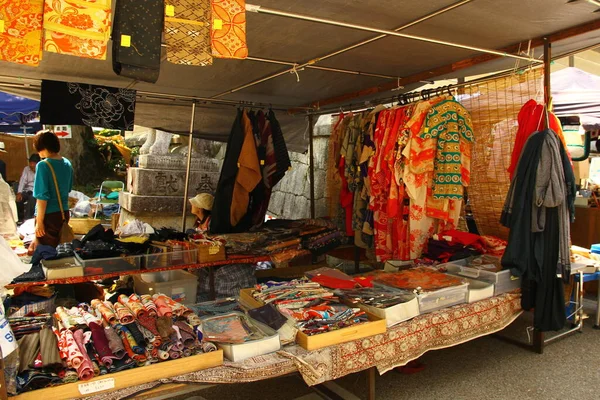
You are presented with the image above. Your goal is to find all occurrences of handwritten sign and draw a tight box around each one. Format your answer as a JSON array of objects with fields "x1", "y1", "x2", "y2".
[{"x1": 78, "y1": 378, "x2": 115, "y2": 395}]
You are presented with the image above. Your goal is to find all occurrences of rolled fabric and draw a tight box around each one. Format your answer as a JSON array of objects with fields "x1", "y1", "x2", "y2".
[
  {"x1": 123, "y1": 322, "x2": 147, "y2": 348},
  {"x1": 80, "y1": 309, "x2": 102, "y2": 326},
  {"x1": 67, "y1": 307, "x2": 87, "y2": 326},
  {"x1": 157, "y1": 349, "x2": 170, "y2": 360},
  {"x1": 104, "y1": 326, "x2": 126, "y2": 359},
  {"x1": 201, "y1": 341, "x2": 217, "y2": 353},
  {"x1": 92, "y1": 300, "x2": 118, "y2": 325},
  {"x1": 137, "y1": 322, "x2": 161, "y2": 348},
  {"x1": 118, "y1": 325, "x2": 144, "y2": 355},
  {"x1": 63, "y1": 329, "x2": 84, "y2": 369},
  {"x1": 152, "y1": 295, "x2": 173, "y2": 317},
  {"x1": 182, "y1": 348, "x2": 192, "y2": 357},
  {"x1": 156, "y1": 294, "x2": 187, "y2": 317},
  {"x1": 55, "y1": 307, "x2": 76, "y2": 330},
  {"x1": 137, "y1": 313, "x2": 160, "y2": 337},
  {"x1": 53, "y1": 326, "x2": 69, "y2": 362},
  {"x1": 73, "y1": 329, "x2": 95, "y2": 381},
  {"x1": 122, "y1": 294, "x2": 147, "y2": 318},
  {"x1": 169, "y1": 331, "x2": 184, "y2": 352},
  {"x1": 89, "y1": 322, "x2": 116, "y2": 367},
  {"x1": 40, "y1": 327, "x2": 62, "y2": 369},
  {"x1": 173, "y1": 321, "x2": 196, "y2": 347},
  {"x1": 17, "y1": 333, "x2": 40, "y2": 373},
  {"x1": 186, "y1": 313, "x2": 202, "y2": 327},
  {"x1": 114, "y1": 303, "x2": 135, "y2": 324},
  {"x1": 140, "y1": 295, "x2": 158, "y2": 317},
  {"x1": 156, "y1": 316, "x2": 175, "y2": 340},
  {"x1": 169, "y1": 350, "x2": 181, "y2": 359},
  {"x1": 62, "y1": 369, "x2": 79, "y2": 383}
]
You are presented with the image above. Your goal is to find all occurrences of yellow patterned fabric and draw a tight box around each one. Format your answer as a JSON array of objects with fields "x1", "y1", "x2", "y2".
[
  {"x1": 43, "y1": 0, "x2": 111, "y2": 60},
  {"x1": 211, "y1": 0, "x2": 248, "y2": 59},
  {"x1": 421, "y1": 99, "x2": 475, "y2": 200},
  {"x1": 0, "y1": 0, "x2": 43, "y2": 66},
  {"x1": 165, "y1": 0, "x2": 213, "y2": 66}
]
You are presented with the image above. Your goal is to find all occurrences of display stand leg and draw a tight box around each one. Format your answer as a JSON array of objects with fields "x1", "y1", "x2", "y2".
[
  {"x1": 367, "y1": 367, "x2": 376, "y2": 400},
  {"x1": 532, "y1": 329, "x2": 544, "y2": 354}
]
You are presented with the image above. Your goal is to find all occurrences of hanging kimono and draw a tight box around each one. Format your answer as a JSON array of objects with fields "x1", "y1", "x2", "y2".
[
  {"x1": 0, "y1": 0, "x2": 43, "y2": 66},
  {"x1": 327, "y1": 114, "x2": 347, "y2": 229},
  {"x1": 420, "y1": 99, "x2": 474, "y2": 200},
  {"x1": 43, "y1": 0, "x2": 112, "y2": 60},
  {"x1": 165, "y1": 0, "x2": 213, "y2": 66},
  {"x1": 112, "y1": 0, "x2": 164, "y2": 83},
  {"x1": 39, "y1": 80, "x2": 136, "y2": 130},
  {"x1": 267, "y1": 109, "x2": 291, "y2": 185},
  {"x1": 211, "y1": 0, "x2": 248, "y2": 59}
]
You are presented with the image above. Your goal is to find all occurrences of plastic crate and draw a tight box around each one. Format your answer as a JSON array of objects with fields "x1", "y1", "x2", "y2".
[
  {"x1": 74, "y1": 252, "x2": 142, "y2": 276},
  {"x1": 144, "y1": 249, "x2": 198, "y2": 269},
  {"x1": 440, "y1": 259, "x2": 520, "y2": 296},
  {"x1": 133, "y1": 270, "x2": 198, "y2": 304},
  {"x1": 416, "y1": 283, "x2": 469, "y2": 314}
]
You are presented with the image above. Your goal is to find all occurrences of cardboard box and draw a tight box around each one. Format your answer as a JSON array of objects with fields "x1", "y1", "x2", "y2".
[{"x1": 196, "y1": 242, "x2": 226, "y2": 263}]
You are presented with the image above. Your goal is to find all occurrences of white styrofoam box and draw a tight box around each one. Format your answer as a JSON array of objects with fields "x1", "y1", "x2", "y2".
[
  {"x1": 416, "y1": 283, "x2": 469, "y2": 314},
  {"x1": 441, "y1": 260, "x2": 520, "y2": 296},
  {"x1": 133, "y1": 270, "x2": 197, "y2": 304},
  {"x1": 462, "y1": 278, "x2": 495, "y2": 303},
  {"x1": 359, "y1": 295, "x2": 420, "y2": 327},
  {"x1": 216, "y1": 319, "x2": 281, "y2": 362}
]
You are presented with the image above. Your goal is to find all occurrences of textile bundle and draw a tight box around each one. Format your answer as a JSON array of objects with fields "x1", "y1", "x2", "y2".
[
  {"x1": 501, "y1": 118, "x2": 575, "y2": 332},
  {"x1": 165, "y1": 0, "x2": 213, "y2": 66},
  {"x1": 211, "y1": 0, "x2": 248, "y2": 59},
  {"x1": 327, "y1": 96, "x2": 474, "y2": 262},
  {"x1": 40, "y1": 80, "x2": 137, "y2": 130},
  {"x1": 43, "y1": 0, "x2": 112, "y2": 60},
  {"x1": 0, "y1": 0, "x2": 44, "y2": 66},
  {"x1": 112, "y1": 0, "x2": 164, "y2": 83}
]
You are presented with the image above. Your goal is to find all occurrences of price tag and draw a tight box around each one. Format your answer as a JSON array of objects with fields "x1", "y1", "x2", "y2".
[
  {"x1": 120, "y1": 34, "x2": 131, "y2": 47},
  {"x1": 165, "y1": 5, "x2": 175, "y2": 17},
  {"x1": 260, "y1": 160, "x2": 265, "y2": 166},
  {"x1": 213, "y1": 19, "x2": 223, "y2": 30},
  {"x1": 0, "y1": 20, "x2": 5, "y2": 33},
  {"x1": 78, "y1": 378, "x2": 115, "y2": 395}
]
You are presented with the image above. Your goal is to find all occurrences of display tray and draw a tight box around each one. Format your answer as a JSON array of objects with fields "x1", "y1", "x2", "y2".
[
  {"x1": 10, "y1": 350, "x2": 223, "y2": 400},
  {"x1": 74, "y1": 252, "x2": 142, "y2": 276},
  {"x1": 195, "y1": 242, "x2": 227, "y2": 263},
  {"x1": 353, "y1": 295, "x2": 420, "y2": 328},
  {"x1": 238, "y1": 288, "x2": 387, "y2": 351},
  {"x1": 143, "y1": 249, "x2": 198, "y2": 269},
  {"x1": 41, "y1": 257, "x2": 84, "y2": 279},
  {"x1": 217, "y1": 319, "x2": 281, "y2": 362},
  {"x1": 441, "y1": 260, "x2": 520, "y2": 296},
  {"x1": 460, "y1": 277, "x2": 495, "y2": 303},
  {"x1": 416, "y1": 283, "x2": 469, "y2": 314}
]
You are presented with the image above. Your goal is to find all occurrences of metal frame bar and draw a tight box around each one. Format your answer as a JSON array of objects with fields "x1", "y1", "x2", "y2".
[
  {"x1": 181, "y1": 102, "x2": 197, "y2": 232},
  {"x1": 211, "y1": 0, "x2": 476, "y2": 98},
  {"x1": 308, "y1": 114, "x2": 316, "y2": 218}
]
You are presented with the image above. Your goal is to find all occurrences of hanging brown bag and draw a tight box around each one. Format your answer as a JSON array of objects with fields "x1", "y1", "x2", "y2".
[{"x1": 45, "y1": 160, "x2": 74, "y2": 244}]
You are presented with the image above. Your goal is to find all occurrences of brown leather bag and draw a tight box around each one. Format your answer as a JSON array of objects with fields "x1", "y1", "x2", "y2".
[{"x1": 45, "y1": 160, "x2": 74, "y2": 244}]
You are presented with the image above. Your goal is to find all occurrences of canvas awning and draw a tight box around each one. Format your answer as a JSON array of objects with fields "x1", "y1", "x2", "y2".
[{"x1": 0, "y1": 0, "x2": 599, "y2": 151}]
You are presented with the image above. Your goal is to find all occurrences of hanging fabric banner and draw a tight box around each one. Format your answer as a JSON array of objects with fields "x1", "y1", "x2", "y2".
[
  {"x1": 0, "y1": 0, "x2": 44, "y2": 67},
  {"x1": 39, "y1": 80, "x2": 137, "y2": 130},
  {"x1": 43, "y1": 0, "x2": 112, "y2": 60},
  {"x1": 165, "y1": 0, "x2": 213, "y2": 66},
  {"x1": 211, "y1": 0, "x2": 248, "y2": 59},
  {"x1": 112, "y1": 0, "x2": 163, "y2": 83}
]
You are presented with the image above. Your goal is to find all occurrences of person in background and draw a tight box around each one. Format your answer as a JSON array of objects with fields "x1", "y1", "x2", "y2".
[
  {"x1": 189, "y1": 193, "x2": 214, "y2": 232},
  {"x1": 32, "y1": 130, "x2": 73, "y2": 248},
  {"x1": 17, "y1": 153, "x2": 41, "y2": 221}
]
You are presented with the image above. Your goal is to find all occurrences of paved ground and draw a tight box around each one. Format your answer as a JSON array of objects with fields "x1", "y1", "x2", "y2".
[{"x1": 156, "y1": 299, "x2": 600, "y2": 400}]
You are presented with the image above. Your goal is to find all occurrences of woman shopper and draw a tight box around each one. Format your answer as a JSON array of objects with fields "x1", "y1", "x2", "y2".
[{"x1": 32, "y1": 130, "x2": 73, "y2": 247}]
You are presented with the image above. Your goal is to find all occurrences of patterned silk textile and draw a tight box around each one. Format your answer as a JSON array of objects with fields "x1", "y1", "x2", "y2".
[
  {"x1": 211, "y1": 0, "x2": 248, "y2": 59},
  {"x1": 165, "y1": 0, "x2": 213, "y2": 66},
  {"x1": 43, "y1": 0, "x2": 112, "y2": 60},
  {"x1": 0, "y1": 0, "x2": 43, "y2": 66},
  {"x1": 421, "y1": 99, "x2": 474, "y2": 200}
]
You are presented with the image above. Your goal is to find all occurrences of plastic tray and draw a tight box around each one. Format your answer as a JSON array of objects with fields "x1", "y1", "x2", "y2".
[
  {"x1": 133, "y1": 270, "x2": 198, "y2": 304},
  {"x1": 440, "y1": 259, "x2": 520, "y2": 296},
  {"x1": 74, "y1": 253, "x2": 142, "y2": 276},
  {"x1": 416, "y1": 283, "x2": 469, "y2": 314},
  {"x1": 143, "y1": 249, "x2": 198, "y2": 269}
]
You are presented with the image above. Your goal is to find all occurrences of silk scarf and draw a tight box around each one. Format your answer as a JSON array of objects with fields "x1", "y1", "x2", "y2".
[
  {"x1": 165, "y1": 0, "x2": 213, "y2": 65},
  {"x1": 0, "y1": 0, "x2": 43, "y2": 66}
]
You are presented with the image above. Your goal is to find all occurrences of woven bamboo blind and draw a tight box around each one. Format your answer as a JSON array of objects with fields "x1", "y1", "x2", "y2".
[{"x1": 461, "y1": 68, "x2": 543, "y2": 239}]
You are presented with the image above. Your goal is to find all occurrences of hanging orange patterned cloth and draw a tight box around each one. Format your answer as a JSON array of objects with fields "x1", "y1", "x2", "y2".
[
  {"x1": 43, "y1": 0, "x2": 112, "y2": 60},
  {"x1": 211, "y1": 0, "x2": 248, "y2": 59},
  {"x1": 165, "y1": 0, "x2": 213, "y2": 66},
  {"x1": 0, "y1": 0, "x2": 43, "y2": 66}
]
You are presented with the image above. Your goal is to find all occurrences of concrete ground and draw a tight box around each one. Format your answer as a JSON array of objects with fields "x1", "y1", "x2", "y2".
[{"x1": 153, "y1": 299, "x2": 600, "y2": 400}]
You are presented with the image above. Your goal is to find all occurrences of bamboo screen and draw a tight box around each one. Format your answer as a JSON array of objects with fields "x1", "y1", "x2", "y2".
[{"x1": 460, "y1": 68, "x2": 543, "y2": 239}]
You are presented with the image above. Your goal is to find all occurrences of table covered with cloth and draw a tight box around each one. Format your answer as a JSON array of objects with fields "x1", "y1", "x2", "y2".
[{"x1": 83, "y1": 293, "x2": 522, "y2": 400}]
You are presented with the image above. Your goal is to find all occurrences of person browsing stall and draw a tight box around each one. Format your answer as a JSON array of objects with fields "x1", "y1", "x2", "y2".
[
  {"x1": 32, "y1": 130, "x2": 73, "y2": 247},
  {"x1": 189, "y1": 193, "x2": 214, "y2": 233},
  {"x1": 17, "y1": 153, "x2": 41, "y2": 220}
]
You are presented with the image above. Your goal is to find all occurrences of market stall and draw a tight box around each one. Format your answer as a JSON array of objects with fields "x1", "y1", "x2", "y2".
[{"x1": 1, "y1": 0, "x2": 600, "y2": 399}]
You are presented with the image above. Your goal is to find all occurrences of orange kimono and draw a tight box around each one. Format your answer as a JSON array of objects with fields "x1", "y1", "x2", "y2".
[{"x1": 0, "y1": 0, "x2": 43, "y2": 66}]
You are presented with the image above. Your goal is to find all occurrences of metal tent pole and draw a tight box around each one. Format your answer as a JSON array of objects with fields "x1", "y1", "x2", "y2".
[
  {"x1": 23, "y1": 125, "x2": 30, "y2": 159},
  {"x1": 181, "y1": 102, "x2": 197, "y2": 232},
  {"x1": 244, "y1": 4, "x2": 539, "y2": 61},
  {"x1": 212, "y1": 0, "x2": 475, "y2": 98},
  {"x1": 308, "y1": 115, "x2": 316, "y2": 219}
]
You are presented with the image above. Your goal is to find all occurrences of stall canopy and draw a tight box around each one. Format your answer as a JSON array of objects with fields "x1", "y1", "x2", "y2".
[
  {"x1": 0, "y1": 91, "x2": 41, "y2": 134},
  {"x1": 1, "y1": 0, "x2": 600, "y2": 151},
  {"x1": 552, "y1": 66, "x2": 600, "y2": 128}
]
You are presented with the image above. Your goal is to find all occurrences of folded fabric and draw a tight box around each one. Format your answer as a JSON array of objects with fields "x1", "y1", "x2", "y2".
[
  {"x1": 11, "y1": 263, "x2": 45, "y2": 283},
  {"x1": 16, "y1": 370, "x2": 62, "y2": 393},
  {"x1": 103, "y1": 326, "x2": 126, "y2": 359},
  {"x1": 140, "y1": 294, "x2": 158, "y2": 317},
  {"x1": 173, "y1": 321, "x2": 196, "y2": 346},
  {"x1": 73, "y1": 329, "x2": 95, "y2": 381},
  {"x1": 119, "y1": 294, "x2": 146, "y2": 318},
  {"x1": 89, "y1": 322, "x2": 116, "y2": 367},
  {"x1": 137, "y1": 313, "x2": 160, "y2": 338},
  {"x1": 123, "y1": 322, "x2": 147, "y2": 348},
  {"x1": 40, "y1": 327, "x2": 62, "y2": 370},
  {"x1": 17, "y1": 333, "x2": 40, "y2": 373},
  {"x1": 112, "y1": 0, "x2": 164, "y2": 83},
  {"x1": 165, "y1": 0, "x2": 213, "y2": 66},
  {"x1": 43, "y1": 0, "x2": 112, "y2": 60},
  {"x1": 114, "y1": 303, "x2": 135, "y2": 324},
  {"x1": 211, "y1": 0, "x2": 248, "y2": 59},
  {"x1": 0, "y1": 0, "x2": 44, "y2": 66},
  {"x1": 40, "y1": 80, "x2": 137, "y2": 130},
  {"x1": 152, "y1": 295, "x2": 173, "y2": 317},
  {"x1": 248, "y1": 303, "x2": 287, "y2": 330}
]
